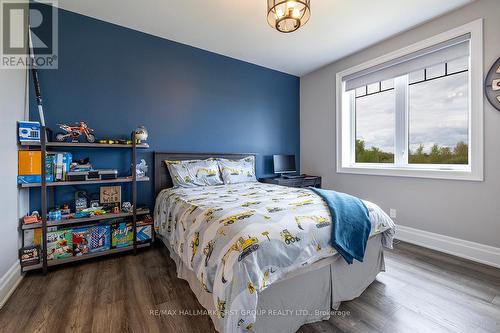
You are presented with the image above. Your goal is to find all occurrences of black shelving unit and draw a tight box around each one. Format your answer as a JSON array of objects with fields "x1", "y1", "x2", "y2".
[
  {"x1": 20, "y1": 208, "x2": 151, "y2": 230},
  {"x1": 18, "y1": 128, "x2": 151, "y2": 274}
]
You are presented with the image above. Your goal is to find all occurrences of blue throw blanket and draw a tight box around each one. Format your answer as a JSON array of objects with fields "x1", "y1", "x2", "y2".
[{"x1": 310, "y1": 188, "x2": 371, "y2": 264}]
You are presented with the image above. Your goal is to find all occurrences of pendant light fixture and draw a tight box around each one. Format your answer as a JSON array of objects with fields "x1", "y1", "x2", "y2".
[{"x1": 267, "y1": 0, "x2": 311, "y2": 33}]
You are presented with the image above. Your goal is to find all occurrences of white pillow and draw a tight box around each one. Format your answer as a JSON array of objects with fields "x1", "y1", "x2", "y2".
[
  {"x1": 218, "y1": 156, "x2": 257, "y2": 184},
  {"x1": 165, "y1": 159, "x2": 223, "y2": 187}
]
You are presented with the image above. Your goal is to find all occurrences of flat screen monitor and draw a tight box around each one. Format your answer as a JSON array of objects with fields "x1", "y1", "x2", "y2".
[{"x1": 273, "y1": 155, "x2": 296, "y2": 174}]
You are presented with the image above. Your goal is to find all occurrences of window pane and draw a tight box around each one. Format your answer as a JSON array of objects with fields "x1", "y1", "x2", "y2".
[
  {"x1": 409, "y1": 70, "x2": 424, "y2": 84},
  {"x1": 381, "y1": 79, "x2": 394, "y2": 91},
  {"x1": 355, "y1": 90, "x2": 395, "y2": 163},
  {"x1": 426, "y1": 63, "x2": 446, "y2": 79},
  {"x1": 355, "y1": 86, "x2": 366, "y2": 97},
  {"x1": 367, "y1": 82, "x2": 380, "y2": 94},
  {"x1": 408, "y1": 71, "x2": 469, "y2": 164},
  {"x1": 447, "y1": 56, "x2": 468, "y2": 74}
]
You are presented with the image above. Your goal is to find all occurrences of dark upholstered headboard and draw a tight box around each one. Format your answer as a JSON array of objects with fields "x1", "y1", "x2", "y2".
[{"x1": 154, "y1": 152, "x2": 256, "y2": 195}]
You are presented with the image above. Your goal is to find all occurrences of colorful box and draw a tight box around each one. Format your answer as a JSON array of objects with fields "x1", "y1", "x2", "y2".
[
  {"x1": 136, "y1": 224, "x2": 152, "y2": 243},
  {"x1": 53, "y1": 152, "x2": 72, "y2": 181},
  {"x1": 18, "y1": 121, "x2": 40, "y2": 143},
  {"x1": 23, "y1": 228, "x2": 42, "y2": 247},
  {"x1": 111, "y1": 222, "x2": 133, "y2": 248},
  {"x1": 47, "y1": 229, "x2": 73, "y2": 260},
  {"x1": 73, "y1": 226, "x2": 110, "y2": 256},
  {"x1": 73, "y1": 228, "x2": 91, "y2": 256},
  {"x1": 18, "y1": 151, "x2": 41, "y2": 175},
  {"x1": 17, "y1": 151, "x2": 54, "y2": 184},
  {"x1": 19, "y1": 246, "x2": 40, "y2": 266}
]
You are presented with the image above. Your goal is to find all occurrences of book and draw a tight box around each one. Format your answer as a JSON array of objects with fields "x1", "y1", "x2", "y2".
[
  {"x1": 62, "y1": 152, "x2": 72, "y2": 179},
  {"x1": 55, "y1": 153, "x2": 63, "y2": 181},
  {"x1": 46, "y1": 154, "x2": 55, "y2": 181}
]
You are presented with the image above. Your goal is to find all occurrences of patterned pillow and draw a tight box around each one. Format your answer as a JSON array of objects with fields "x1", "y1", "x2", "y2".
[
  {"x1": 165, "y1": 159, "x2": 223, "y2": 187},
  {"x1": 218, "y1": 156, "x2": 257, "y2": 184}
]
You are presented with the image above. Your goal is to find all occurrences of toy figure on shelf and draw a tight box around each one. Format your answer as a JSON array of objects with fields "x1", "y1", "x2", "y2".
[
  {"x1": 122, "y1": 202, "x2": 133, "y2": 213},
  {"x1": 61, "y1": 203, "x2": 71, "y2": 215},
  {"x1": 75, "y1": 191, "x2": 88, "y2": 213},
  {"x1": 23, "y1": 211, "x2": 41, "y2": 225},
  {"x1": 55, "y1": 121, "x2": 96, "y2": 143},
  {"x1": 136, "y1": 159, "x2": 148, "y2": 178},
  {"x1": 134, "y1": 125, "x2": 148, "y2": 143}
]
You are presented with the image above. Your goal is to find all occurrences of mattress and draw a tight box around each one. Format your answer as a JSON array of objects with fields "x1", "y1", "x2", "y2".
[{"x1": 154, "y1": 182, "x2": 395, "y2": 332}]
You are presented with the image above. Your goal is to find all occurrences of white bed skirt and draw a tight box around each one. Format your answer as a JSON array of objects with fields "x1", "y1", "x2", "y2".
[{"x1": 160, "y1": 234, "x2": 385, "y2": 333}]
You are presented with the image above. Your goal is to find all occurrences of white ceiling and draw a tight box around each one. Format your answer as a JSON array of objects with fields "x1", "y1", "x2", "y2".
[{"x1": 56, "y1": 0, "x2": 473, "y2": 76}]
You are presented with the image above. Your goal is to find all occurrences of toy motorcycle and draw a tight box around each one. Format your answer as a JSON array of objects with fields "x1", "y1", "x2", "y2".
[{"x1": 55, "y1": 121, "x2": 96, "y2": 143}]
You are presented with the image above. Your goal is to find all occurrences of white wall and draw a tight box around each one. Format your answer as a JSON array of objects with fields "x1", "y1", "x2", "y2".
[
  {"x1": 300, "y1": 0, "x2": 500, "y2": 248},
  {"x1": 0, "y1": 66, "x2": 28, "y2": 305}
]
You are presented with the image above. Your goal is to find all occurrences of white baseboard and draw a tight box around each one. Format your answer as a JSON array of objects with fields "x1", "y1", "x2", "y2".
[
  {"x1": 396, "y1": 225, "x2": 500, "y2": 269},
  {"x1": 0, "y1": 261, "x2": 23, "y2": 309}
]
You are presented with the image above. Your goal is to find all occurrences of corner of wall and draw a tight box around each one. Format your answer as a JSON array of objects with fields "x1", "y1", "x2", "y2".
[
  {"x1": 0, "y1": 262, "x2": 23, "y2": 309},
  {"x1": 0, "y1": 65, "x2": 28, "y2": 308}
]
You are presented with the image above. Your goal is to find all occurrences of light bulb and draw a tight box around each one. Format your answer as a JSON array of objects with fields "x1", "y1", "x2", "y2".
[
  {"x1": 292, "y1": 8, "x2": 300, "y2": 18},
  {"x1": 276, "y1": 8, "x2": 284, "y2": 18},
  {"x1": 287, "y1": 1, "x2": 297, "y2": 8}
]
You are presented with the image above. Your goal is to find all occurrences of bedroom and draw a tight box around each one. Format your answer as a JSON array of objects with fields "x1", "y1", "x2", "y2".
[{"x1": 0, "y1": 0, "x2": 499, "y2": 332}]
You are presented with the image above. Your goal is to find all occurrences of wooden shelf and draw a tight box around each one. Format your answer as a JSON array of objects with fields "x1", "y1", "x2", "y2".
[
  {"x1": 21, "y1": 208, "x2": 150, "y2": 230},
  {"x1": 19, "y1": 141, "x2": 149, "y2": 149},
  {"x1": 21, "y1": 243, "x2": 151, "y2": 272},
  {"x1": 18, "y1": 176, "x2": 149, "y2": 188}
]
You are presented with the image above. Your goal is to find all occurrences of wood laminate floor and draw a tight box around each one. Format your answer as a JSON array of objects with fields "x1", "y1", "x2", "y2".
[{"x1": 1, "y1": 240, "x2": 499, "y2": 333}]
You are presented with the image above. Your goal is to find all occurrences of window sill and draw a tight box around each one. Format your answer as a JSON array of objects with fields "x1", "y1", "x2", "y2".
[{"x1": 337, "y1": 165, "x2": 483, "y2": 181}]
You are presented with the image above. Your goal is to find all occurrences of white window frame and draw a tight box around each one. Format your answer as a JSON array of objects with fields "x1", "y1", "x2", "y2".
[{"x1": 336, "y1": 19, "x2": 483, "y2": 181}]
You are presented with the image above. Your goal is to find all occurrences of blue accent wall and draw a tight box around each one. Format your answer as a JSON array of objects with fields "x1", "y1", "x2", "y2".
[{"x1": 29, "y1": 6, "x2": 300, "y2": 211}]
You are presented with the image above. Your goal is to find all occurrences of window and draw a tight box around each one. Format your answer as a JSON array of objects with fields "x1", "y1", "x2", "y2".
[{"x1": 336, "y1": 20, "x2": 483, "y2": 181}]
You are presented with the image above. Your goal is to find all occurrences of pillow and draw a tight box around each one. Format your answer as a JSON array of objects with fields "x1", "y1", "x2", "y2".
[
  {"x1": 218, "y1": 156, "x2": 257, "y2": 184},
  {"x1": 165, "y1": 159, "x2": 223, "y2": 187}
]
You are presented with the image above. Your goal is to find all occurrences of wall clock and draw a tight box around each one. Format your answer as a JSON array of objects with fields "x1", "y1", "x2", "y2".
[{"x1": 485, "y1": 57, "x2": 500, "y2": 111}]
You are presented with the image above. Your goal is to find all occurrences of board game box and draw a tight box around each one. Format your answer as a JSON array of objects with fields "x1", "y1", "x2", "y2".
[
  {"x1": 19, "y1": 246, "x2": 40, "y2": 266},
  {"x1": 23, "y1": 228, "x2": 42, "y2": 247},
  {"x1": 73, "y1": 225, "x2": 111, "y2": 256},
  {"x1": 47, "y1": 229, "x2": 73, "y2": 260},
  {"x1": 136, "y1": 224, "x2": 152, "y2": 243},
  {"x1": 111, "y1": 222, "x2": 133, "y2": 248}
]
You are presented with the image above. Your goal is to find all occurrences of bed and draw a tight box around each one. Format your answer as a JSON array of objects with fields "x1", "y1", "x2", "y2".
[{"x1": 153, "y1": 152, "x2": 395, "y2": 333}]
